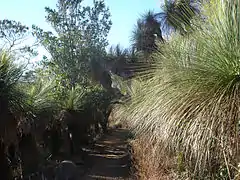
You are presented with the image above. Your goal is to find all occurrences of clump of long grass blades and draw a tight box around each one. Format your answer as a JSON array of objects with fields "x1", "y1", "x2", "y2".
[
  {"x1": 27, "y1": 79, "x2": 58, "y2": 115},
  {"x1": 62, "y1": 85, "x2": 84, "y2": 111},
  {"x1": 121, "y1": 0, "x2": 240, "y2": 178},
  {"x1": 0, "y1": 51, "x2": 25, "y2": 113}
]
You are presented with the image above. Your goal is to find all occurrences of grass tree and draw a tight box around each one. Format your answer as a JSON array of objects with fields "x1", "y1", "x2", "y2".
[
  {"x1": 120, "y1": 0, "x2": 240, "y2": 178},
  {"x1": 131, "y1": 11, "x2": 164, "y2": 56},
  {"x1": 0, "y1": 51, "x2": 26, "y2": 143},
  {"x1": 22, "y1": 78, "x2": 59, "y2": 150},
  {"x1": 0, "y1": 51, "x2": 25, "y2": 179}
]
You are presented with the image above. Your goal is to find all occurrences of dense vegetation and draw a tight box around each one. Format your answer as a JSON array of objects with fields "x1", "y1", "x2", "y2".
[
  {"x1": 1, "y1": 0, "x2": 240, "y2": 179},
  {"x1": 0, "y1": 0, "x2": 122, "y2": 179},
  {"x1": 115, "y1": 0, "x2": 240, "y2": 179}
]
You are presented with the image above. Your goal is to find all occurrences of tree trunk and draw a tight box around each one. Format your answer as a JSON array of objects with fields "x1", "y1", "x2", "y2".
[
  {"x1": 49, "y1": 126, "x2": 62, "y2": 157},
  {"x1": 0, "y1": 140, "x2": 13, "y2": 180},
  {"x1": 0, "y1": 98, "x2": 16, "y2": 179},
  {"x1": 18, "y1": 133, "x2": 40, "y2": 178}
]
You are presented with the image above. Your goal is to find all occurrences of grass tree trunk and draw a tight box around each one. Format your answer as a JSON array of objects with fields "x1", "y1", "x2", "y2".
[
  {"x1": 49, "y1": 124, "x2": 62, "y2": 158},
  {"x1": 0, "y1": 139, "x2": 12, "y2": 180},
  {"x1": 0, "y1": 99, "x2": 16, "y2": 179},
  {"x1": 18, "y1": 133, "x2": 40, "y2": 178}
]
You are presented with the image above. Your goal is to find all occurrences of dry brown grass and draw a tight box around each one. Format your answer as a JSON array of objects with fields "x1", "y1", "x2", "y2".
[
  {"x1": 130, "y1": 135, "x2": 178, "y2": 180},
  {"x1": 108, "y1": 104, "x2": 180, "y2": 180}
]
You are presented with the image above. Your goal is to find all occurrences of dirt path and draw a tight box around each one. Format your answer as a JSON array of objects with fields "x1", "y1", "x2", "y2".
[{"x1": 81, "y1": 128, "x2": 132, "y2": 180}]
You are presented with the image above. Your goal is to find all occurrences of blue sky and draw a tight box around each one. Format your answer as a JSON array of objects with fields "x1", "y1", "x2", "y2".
[
  {"x1": 105, "y1": 0, "x2": 162, "y2": 47},
  {"x1": 0, "y1": 0, "x2": 162, "y2": 61}
]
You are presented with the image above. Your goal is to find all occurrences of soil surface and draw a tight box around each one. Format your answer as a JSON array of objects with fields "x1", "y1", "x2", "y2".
[{"x1": 81, "y1": 128, "x2": 132, "y2": 180}]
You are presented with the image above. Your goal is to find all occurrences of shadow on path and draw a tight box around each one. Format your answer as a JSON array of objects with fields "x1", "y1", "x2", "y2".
[{"x1": 82, "y1": 128, "x2": 132, "y2": 180}]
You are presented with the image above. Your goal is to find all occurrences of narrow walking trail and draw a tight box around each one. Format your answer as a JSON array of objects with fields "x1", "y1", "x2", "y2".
[{"x1": 82, "y1": 128, "x2": 132, "y2": 180}]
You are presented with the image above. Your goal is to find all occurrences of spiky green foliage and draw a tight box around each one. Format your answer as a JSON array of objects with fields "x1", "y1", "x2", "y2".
[
  {"x1": 0, "y1": 51, "x2": 25, "y2": 114},
  {"x1": 26, "y1": 78, "x2": 58, "y2": 116},
  {"x1": 157, "y1": 0, "x2": 200, "y2": 35},
  {"x1": 62, "y1": 85, "x2": 84, "y2": 111},
  {"x1": 120, "y1": 0, "x2": 240, "y2": 178}
]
